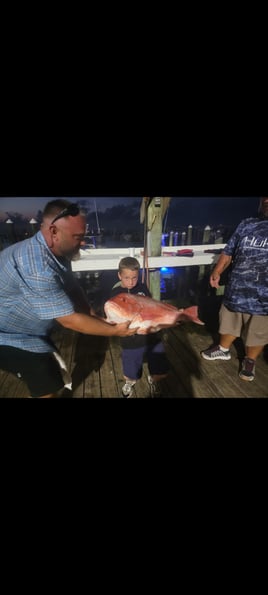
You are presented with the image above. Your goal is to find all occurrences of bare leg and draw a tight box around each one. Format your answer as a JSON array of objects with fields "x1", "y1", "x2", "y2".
[
  {"x1": 246, "y1": 345, "x2": 264, "y2": 360},
  {"x1": 218, "y1": 334, "x2": 237, "y2": 350},
  {"x1": 220, "y1": 337, "x2": 264, "y2": 360},
  {"x1": 239, "y1": 345, "x2": 263, "y2": 381}
]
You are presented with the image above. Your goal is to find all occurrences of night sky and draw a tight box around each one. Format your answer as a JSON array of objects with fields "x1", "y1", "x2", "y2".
[{"x1": 0, "y1": 196, "x2": 261, "y2": 227}]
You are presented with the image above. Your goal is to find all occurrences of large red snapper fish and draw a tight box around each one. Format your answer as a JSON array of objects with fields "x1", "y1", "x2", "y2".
[{"x1": 104, "y1": 293, "x2": 204, "y2": 334}]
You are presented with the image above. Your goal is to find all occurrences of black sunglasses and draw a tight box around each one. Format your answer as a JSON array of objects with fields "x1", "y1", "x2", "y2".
[{"x1": 51, "y1": 203, "x2": 80, "y2": 225}]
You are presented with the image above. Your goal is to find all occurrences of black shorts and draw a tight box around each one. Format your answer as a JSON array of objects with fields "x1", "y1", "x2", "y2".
[{"x1": 0, "y1": 346, "x2": 64, "y2": 397}]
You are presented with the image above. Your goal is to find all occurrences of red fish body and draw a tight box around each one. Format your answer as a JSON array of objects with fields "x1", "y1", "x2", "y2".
[{"x1": 104, "y1": 293, "x2": 204, "y2": 334}]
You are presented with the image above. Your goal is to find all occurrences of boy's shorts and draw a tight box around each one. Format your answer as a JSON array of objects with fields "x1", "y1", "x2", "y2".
[
  {"x1": 219, "y1": 304, "x2": 268, "y2": 346},
  {"x1": 0, "y1": 346, "x2": 64, "y2": 397},
  {"x1": 122, "y1": 339, "x2": 169, "y2": 380}
]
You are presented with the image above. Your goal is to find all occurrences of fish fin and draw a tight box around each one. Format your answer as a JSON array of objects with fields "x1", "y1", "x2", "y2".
[
  {"x1": 180, "y1": 313, "x2": 205, "y2": 325},
  {"x1": 193, "y1": 318, "x2": 205, "y2": 325},
  {"x1": 181, "y1": 305, "x2": 205, "y2": 325},
  {"x1": 129, "y1": 313, "x2": 143, "y2": 329}
]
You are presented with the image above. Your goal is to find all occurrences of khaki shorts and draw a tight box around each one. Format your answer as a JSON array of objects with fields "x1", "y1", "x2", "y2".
[{"x1": 219, "y1": 304, "x2": 268, "y2": 346}]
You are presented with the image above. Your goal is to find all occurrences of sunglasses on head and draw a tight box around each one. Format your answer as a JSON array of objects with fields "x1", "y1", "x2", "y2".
[{"x1": 51, "y1": 203, "x2": 80, "y2": 225}]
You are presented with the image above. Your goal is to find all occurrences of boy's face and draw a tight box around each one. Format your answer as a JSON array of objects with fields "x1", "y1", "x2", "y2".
[{"x1": 118, "y1": 268, "x2": 139, "y2": 290}]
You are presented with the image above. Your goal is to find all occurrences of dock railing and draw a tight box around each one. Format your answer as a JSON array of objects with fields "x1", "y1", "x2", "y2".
[{"x1": 71, "y1": 244, "x2": 226, "y2": 272}]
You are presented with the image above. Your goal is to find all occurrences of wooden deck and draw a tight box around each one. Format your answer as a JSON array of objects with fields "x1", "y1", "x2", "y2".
[{"x1": 0, "y1": 323, "x2": 267, "y2": 398}]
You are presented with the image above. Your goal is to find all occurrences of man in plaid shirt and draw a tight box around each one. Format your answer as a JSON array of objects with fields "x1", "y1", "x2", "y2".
[{"x1": 0, "y1": 199, "x2": 137, "y2": 397}]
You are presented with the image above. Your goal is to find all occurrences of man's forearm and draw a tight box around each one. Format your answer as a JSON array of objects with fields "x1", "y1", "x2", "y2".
[
  {"x1": 56, "y1": 312, "x2": 119, "y2": 335},
  {"x1": 212, "y1": 254, "x2": 232, "y2": 277},
  {"x1": 210, "y1": 253, "x2": 232, "y2": 288}
]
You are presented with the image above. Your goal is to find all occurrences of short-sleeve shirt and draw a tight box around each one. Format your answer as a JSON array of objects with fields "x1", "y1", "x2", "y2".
[
  {"x1": 0, "y1": 231, "x2": 77, "y2": 352},
  {"x1": 222, "y1": 217, "x2": 268, "y2": 315}
]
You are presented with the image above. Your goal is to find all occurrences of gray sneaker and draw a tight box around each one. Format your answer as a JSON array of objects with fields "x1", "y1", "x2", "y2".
[
  {"x1": 148, "y1": 375, "x2": 162, "y2": 397},
  {"x1": 239, "y1": 357, "x2": 255, "y2": 381},
  {"x1": 122, "y1": 381, "x2": 136, "y2": 397},
  {"x1": 201, "y1": 345, "x2": 231, "y2": 361}
]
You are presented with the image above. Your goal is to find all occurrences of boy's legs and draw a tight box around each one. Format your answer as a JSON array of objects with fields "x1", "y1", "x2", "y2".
[
  {"x1": 147, "y1": 338, "x2": 169, "y2": 396},
  {"x1": 121, "y1": 346, "x2": 146, "y2": 397}
]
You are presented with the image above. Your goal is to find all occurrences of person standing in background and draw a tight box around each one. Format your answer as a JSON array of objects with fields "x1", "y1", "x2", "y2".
[{"x1": 201, "y1": 197, "x2": 268, "y2": 382}]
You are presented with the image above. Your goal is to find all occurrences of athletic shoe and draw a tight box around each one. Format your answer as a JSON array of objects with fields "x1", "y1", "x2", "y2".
[
  {"x1": 201, "y1": 345, "x2": 231, "y2": 361},
  {"x1": 148, "y1": 375, "x2": 162, "y2": 397},
  {"x1": 239, "y1": 357, "x2": 255, "y2": 381},
  {"x1": 122, "y1": 381, "x2": 136, "y2": 397}
]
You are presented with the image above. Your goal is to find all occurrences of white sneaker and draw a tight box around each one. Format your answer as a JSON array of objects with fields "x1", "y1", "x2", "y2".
[
  {"x1": 122, "y1": 381, "x2": 136, "y2": 398},
  {"x1": 148, "y1": 375, "x2": 162, "y2": 397},
  {"x1": 201, "y1": 345, "x2": 231, "y2": 360}
]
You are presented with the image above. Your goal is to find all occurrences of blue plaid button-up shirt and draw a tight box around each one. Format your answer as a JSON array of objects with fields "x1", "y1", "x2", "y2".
[{"x1": 0, "y1": 231, "x2": 76, "y2": 352}]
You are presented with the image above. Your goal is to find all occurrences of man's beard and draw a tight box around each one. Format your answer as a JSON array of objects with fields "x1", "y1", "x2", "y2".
[{"x1": 71, "y1": 250, "x2": 82, "y2": 261}]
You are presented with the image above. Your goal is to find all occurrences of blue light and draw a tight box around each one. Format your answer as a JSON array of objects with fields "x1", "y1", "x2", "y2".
[{"x1": 161, "y1": 267, "x2": 169, "y2": 272}]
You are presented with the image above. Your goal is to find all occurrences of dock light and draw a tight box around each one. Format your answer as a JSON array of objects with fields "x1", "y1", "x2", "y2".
[{"x1": 161, "y1": 267, "x2": 175, "y2": 276}]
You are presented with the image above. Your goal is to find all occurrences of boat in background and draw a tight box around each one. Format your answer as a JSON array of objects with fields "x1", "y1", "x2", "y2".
[
  {"x1": 84, "y1": 199, "x2": 103, "y2": 248},
  {"x1": 80, "y1": 224, "x2": 96, "y2": 249}
]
